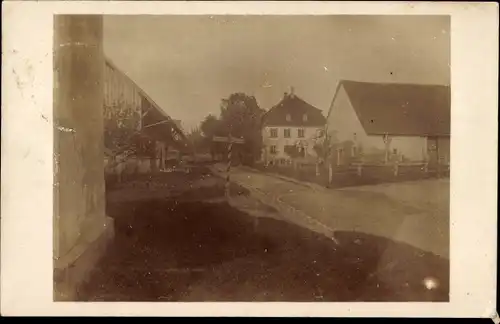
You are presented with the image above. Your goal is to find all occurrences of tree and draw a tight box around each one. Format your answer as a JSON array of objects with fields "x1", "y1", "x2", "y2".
[
  {"x1": 186, "y1": 127, "x2": 203, "y2": 153},
  {"x1": 196, "y1": 93, "x2": 265, "y2": 164},
  {"x1": 218, "y1": 93, "x2": 266, "y2": 165},
  {"x1": 199, "y1": 114, "x2": 225, "y2": 160},
  {"x1": 200, "y1": 114, "x2": 221, "y2": 139},
  {"x1": 283, "y1": 143, "x2": 306, "y2": 173},
  {"x1": 312, "y1": 129, "x2": 338, "y2": 184},
  {"x1": 103, "y1": 100, "x2": 144, "y2": 168}
]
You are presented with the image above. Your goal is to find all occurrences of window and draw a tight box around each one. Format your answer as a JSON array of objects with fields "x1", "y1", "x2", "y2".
[
  {"x1": 284, "y1": 128, "x2": 291, "y2": 138},
  {"x1": 298, "y1": 128, "x2": 305, "y2": 138},
  {"x1": 270, "y1": 145, "x2": 277, "y2": 154},
  {"x1": 286, "y1": 114, "x2": 292, "y2": 122},
  {"x1": 393, "y1": 148, "x2": 398, "y2": 154},
  {"x1": 302, "y1": 114, "x2": 308, "y2": 122},
  {"x1": 270, "y1": 128, "x2": 278, "y2": 138}
]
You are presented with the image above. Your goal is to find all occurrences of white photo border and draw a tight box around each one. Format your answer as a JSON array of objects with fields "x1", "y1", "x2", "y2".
[{"x1": 1, "y1": 1, "x2": 498, "y2": 318}]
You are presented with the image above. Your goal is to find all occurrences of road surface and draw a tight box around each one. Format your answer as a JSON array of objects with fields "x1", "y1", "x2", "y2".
[{"x1": 213, "y1": 163, "x2": 450, "y2": 259}]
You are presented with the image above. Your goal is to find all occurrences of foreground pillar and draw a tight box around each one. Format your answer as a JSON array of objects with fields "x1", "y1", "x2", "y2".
[{"x1": 53, "y1": 15, "x2": 114, "y2": 301}]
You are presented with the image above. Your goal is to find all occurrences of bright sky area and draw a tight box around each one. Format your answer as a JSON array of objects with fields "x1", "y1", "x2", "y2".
[{"x1": 103, "y1": 15, "x2": 450, "y2": 133}]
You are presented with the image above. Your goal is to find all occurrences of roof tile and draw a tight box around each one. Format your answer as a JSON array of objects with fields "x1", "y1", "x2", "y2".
[
  {"x1": 338, "y1": 80, "x2": 451, "y2": 136},
  {"x1": 263, "y1": 94, "x2": 326, "y2": 127}
]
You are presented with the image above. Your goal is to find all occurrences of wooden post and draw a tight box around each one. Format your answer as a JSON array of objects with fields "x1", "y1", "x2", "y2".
[
  {"x1": 383, "y1": 133, "x2": 391, "y2": 165},
  {"x1": 328, "y1": 161, "x2": 333, "y2": 185},
  {"x1": 357, "y1": 163, "x2": 362, "y2": 177},
  {"x1": 394, "y1": 160, "x2": 399, "y2": 176},
  {"x1": 423, "y1": 149, "x2": 429, "y2": 174},
  {"x1": 225, "y1": 137, "x2": 232, "y2": 199},
  {"x1": 212, "y1": 134, "x2": 244, "y2": 198}
]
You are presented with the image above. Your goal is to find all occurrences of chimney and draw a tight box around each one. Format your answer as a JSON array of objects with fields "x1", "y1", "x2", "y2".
[{"x1": 290, "y1": 86, "x2": 295, "y2": 98}]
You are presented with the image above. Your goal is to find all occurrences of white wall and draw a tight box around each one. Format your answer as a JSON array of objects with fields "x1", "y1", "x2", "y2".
[
  {"x1": 262, "y1": 125, "x2": 324, "y2": 162},
  {"x1": 327, "y1": 85, "x2": 428, "y2": 162},
  {"x1": 389, "y1": 136, "x2": 427, "y2": 161}
]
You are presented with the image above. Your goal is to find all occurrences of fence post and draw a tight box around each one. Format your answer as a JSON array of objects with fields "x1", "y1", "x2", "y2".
[
  {"x1": 394, "y1": 160, "x2": 399, "y2": 176},
  {"x1": 328, "y1": 161, "x2": 333, "y2": 186},
  {"x1": 357, "y1": 163, "x2": 362, "y2": 177}
]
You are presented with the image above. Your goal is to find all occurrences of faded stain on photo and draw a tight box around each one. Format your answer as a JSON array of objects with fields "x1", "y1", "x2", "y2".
[{"x1": 52, "y1": 14, "x2": 450, "y2": 302}]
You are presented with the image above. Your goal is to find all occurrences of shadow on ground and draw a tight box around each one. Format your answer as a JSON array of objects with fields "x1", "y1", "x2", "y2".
[
  {"x1": 105, "y1": 166, "x2": 250, "y2": 203},
  {"x1": 78, "y1": 197, "x2": 449, "y2": 302}
]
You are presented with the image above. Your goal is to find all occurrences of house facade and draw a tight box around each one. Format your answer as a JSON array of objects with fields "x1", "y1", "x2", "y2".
[
  {"x1": 261, "y1": 88, "x2": 326, "y2": 165},
  {"x1": 325, "y1": 80, "x2": 451, "y2": 166}
]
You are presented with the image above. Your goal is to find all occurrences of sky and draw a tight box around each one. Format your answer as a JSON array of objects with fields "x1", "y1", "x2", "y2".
[{"x1": 103, "y1": 15, "x2": 450, "y2": 133}]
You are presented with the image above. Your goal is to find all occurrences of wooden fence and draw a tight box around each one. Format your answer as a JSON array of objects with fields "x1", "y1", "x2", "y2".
[{"x1": 255, "y1": 160, "x2": 450, "y2": 188}]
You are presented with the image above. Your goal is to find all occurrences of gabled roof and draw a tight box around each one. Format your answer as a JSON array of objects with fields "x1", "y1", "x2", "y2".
[
  {"x1": 105, "y1": 58, "x2": 187, "y2": 142},
  {"x1": 173, "y1": 119, "x2": 184, "y2": 132},
  {"x1": 329, "y1": 80, "x2": 451, "y2": 136},
  {"x1": 263, "y1": 93, "x2": 326, "y2": 127}
]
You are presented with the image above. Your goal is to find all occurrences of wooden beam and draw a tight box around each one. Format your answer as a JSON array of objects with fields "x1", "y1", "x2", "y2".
[{"x1": 212, "y1": 136, "x2": 245, "y2": 144}]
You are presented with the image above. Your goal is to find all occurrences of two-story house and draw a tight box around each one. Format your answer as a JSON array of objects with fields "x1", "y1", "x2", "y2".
[{"x1": 261, "y1": 88, "x2": 326, "y2": 165}]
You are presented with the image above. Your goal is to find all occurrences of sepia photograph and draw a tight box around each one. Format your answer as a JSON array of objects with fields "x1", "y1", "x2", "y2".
[
  {"x1": 53, "y1": 14, "x2": 451, "y2": 302},
  {"x1": 1, "y1": 0, "x2": 497, "y2": 318}
]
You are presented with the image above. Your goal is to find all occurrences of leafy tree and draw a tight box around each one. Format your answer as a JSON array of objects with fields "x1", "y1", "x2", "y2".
[
  {"x1": 196, "y1": 93, "x2": 265, "y2": 164},
  {"x1": 199, "y1": 114, "x2": 225, "y2": 159},
  {"x1": 218, "y1": 93, "x2": 266, "y2": 165},
  {"x1": 186, "y1": 127, "x2": 207, "y2": 154},
  {"x1": 103, "y1": 101, "x2": 143, "y2": 160},
  {"x1": 200, "y1": 114, "x2": 222, "y2": 139}
]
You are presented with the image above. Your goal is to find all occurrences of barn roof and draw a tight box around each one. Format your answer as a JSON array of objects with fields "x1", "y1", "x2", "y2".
[
  {"x1": 263, "y1": 93, "x2": 326, "y2": 127},
  {"x1": 330, "y1": 80, "x2": 451, "y2": 136},
  {"x1": 105, "y1": 58, "x2": 187, "y2": 144}
]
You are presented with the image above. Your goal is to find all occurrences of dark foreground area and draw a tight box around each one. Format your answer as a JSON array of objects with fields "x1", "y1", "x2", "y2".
[{"x1": 78, "y1": 168, "x2": 449, "y2": 302}]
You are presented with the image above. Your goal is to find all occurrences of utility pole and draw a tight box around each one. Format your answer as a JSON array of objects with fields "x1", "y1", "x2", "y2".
[
  {"x1": 225, "y1": 126, "x2": 233, "y2": 198},
  {"x1": 212, "y1": 133, "x2": 245, "y2": 199}
]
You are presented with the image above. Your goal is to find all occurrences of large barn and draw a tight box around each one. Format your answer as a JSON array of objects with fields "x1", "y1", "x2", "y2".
[
  {"x1": 325, "y1": 80, "x2": 451, "y2": 166},
  {"x1": 103, "y1": 59, "x2": 187, "y2": 172}
]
